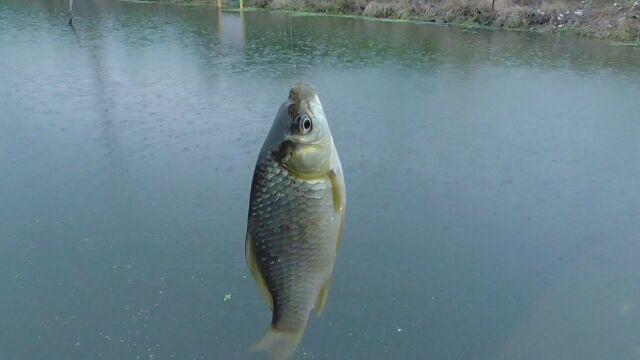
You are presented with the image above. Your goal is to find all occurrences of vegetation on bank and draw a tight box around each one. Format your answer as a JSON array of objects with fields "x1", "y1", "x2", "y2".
[{"x1": 245, "y1": 0, "x2": 640, "y2": 42}]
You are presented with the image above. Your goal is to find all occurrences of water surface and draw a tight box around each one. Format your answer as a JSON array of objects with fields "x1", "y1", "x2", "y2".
[{"x1": 1, "y1": 1, "x2": 640, "y2": 359}]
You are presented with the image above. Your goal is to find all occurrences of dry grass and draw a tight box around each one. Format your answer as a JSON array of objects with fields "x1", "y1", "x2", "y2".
[
  {"x1": 247, "y1": 0, "x2": 640, "y2": 41},
  {"x1": 577, "y1": 2, "x2": 640, "y2": 41}
]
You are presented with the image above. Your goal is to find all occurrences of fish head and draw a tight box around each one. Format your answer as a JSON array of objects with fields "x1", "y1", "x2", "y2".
[{"x1": 265, "y1": 83, "x2": 333, "y2": 179}]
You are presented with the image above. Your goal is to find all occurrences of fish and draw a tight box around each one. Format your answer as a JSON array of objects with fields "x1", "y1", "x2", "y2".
[{"x1": 245, "y1": 83, "x2": 346, "y2": 360}]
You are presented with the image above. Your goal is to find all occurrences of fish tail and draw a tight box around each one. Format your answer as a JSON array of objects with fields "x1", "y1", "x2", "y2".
[{"x1": 251, "y1": 326, "x2": 305, "y2": 360}]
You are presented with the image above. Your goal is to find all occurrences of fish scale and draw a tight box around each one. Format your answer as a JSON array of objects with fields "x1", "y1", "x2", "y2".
[{"x1": 250, "y1": 155, "x2": 335, "y2": 332}]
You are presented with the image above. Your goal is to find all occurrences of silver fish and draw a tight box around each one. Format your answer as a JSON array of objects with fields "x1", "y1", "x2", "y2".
[{"x1": 245, "y1": 83, "x2": 346, "y2": 360}]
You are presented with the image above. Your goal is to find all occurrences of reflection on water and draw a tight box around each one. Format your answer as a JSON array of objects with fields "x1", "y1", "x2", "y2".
[{"x1": 1, "y1": 0, "x2": 640, "y2": 359}]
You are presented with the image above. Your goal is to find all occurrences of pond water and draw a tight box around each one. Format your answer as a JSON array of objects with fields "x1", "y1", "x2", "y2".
[{"x1": 1, "y1": 0, "x2": 640, "y2": 359}]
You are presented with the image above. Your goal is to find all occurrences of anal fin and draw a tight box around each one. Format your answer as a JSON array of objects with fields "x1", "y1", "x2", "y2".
[{"x1": 314, "y1": 278, "x2": 332, "y2": 316}]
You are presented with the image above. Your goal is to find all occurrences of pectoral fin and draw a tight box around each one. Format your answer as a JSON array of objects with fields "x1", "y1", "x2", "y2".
[
  {"x1": 314, "y1": 278, "x2": 332, "y2": 316},
  {"x1": 329, "y1": 168, "x2": 346, "y2": 252},
  {"x1": 245, "y1": 233, "x2": 273, "y2": 310},
  {"x1": 328, "y1": 169, "x2": 344, "y2": 213},
  {"x1": 336, "y1": 211, "x2": 345, "y2": 251}
]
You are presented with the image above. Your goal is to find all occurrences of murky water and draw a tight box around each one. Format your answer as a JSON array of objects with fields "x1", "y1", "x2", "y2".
[{"x1": 1, "y1": 0, "x2": 640, "y2": 359}]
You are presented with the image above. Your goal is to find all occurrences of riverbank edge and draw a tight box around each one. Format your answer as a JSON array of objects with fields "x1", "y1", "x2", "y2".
[
  {"x1": 123, "y1": 0, "x2": 640, "y2": 44},
  {"x1": 242, "y1": 0, "x2": 639, "y2": 44}
]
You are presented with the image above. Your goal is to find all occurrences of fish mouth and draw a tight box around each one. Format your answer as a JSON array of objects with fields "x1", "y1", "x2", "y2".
[{"x1": 273, "y1": 140, "x2": 296, "y2": 165}]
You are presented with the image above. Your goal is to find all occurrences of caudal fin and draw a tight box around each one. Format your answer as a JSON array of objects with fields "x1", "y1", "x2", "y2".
[{"x1": 251, "y1": 326, "x2": 305, "y2": 360}]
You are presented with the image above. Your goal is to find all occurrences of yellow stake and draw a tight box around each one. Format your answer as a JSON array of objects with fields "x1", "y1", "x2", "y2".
[
  {"x1": 217, "y1": 0, "x2": 221, "y2": 8},
  {"x1": 240, "y1": 0, "x2": 244, "y2": 10}
]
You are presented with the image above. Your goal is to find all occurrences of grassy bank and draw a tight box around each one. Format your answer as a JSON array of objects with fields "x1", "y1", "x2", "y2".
[{"x1": 245, "y1": 0, "x2": 640, "y2": 42}]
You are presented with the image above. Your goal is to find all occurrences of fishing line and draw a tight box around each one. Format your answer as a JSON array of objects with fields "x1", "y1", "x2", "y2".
[{"x1": 289, "y1": 13, "x2": 296, "y2": 68}]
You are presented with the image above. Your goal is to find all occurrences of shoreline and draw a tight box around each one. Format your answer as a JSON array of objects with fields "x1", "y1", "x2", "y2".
[
  {"x1": 124, "y1": 0, "x2": 640, "y2": 43},
  {"x1": 245, "y1": 0, "x2": 639, "y2": 43}
]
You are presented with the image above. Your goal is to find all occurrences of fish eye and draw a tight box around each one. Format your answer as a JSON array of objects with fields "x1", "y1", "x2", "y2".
[
  {"x1": 302, "y1": 118, "x2": 312, "y2": 131},
  {"x1": 295, "y1": 113, "x2": 313, "y2": 135}
]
